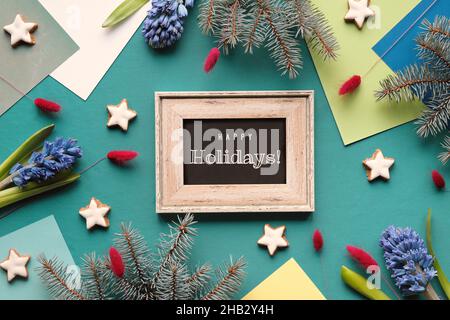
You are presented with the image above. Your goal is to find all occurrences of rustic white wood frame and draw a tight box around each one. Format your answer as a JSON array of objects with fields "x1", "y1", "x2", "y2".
[{"x1": 155, "y1": 91, "x2": 314, "y2": 213}]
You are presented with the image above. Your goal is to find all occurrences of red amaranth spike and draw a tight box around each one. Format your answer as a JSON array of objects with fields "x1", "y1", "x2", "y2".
[
  {"x1": 339, "y1": 75, "x2": 362, "y2": 95},
  {"x1": 346, "y1": 245, "x2": 378, "y2": 269},
  {"x1": 204, "y1": 47, "x2": 220, "y2": 73},
  {"x1": 313, "y1": 229, "x2": 324, "y2": 252},
  {"x1": 34, "y1": 98, "x2": 61, "y2": 112},
  {"x1": 107, "y1": 150, "x2": 139, "y2": 165},
  {"x1": 109, "y1": 247, "x2": 125, "y2": 278},
  {"x1": 431, "y1": 170, "x2": 445, "y2": 190}
]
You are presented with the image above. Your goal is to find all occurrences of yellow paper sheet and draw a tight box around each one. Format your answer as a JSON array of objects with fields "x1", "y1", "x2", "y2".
[
  {"x1": 242, "y1": 258, "x2": 325, "y2": 300},
  {"x1": 310, "y1": 0, "x2": 424, "y2": 145}
]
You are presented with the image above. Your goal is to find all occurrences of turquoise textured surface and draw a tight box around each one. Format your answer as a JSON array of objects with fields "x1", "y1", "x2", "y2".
[{"x1": 0, "y1": 6, "x2": 448, "y2": 299}]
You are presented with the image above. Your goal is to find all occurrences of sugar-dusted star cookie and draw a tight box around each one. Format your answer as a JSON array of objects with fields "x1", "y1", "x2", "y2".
[
  {"x1": 79, "y1": 197, "x2": 111, "y2": 230},
  {"x1": 257, "y1": 224, "x2": 289, "y2": 256},
  {"x1": 363, "y1": 149, "x2": 395, "y2": 182},
  {"x1": 344, "y1": 0, "x2": 375, "y2": 29},
  {"x1": 0, "y1": 249, "x2": 31, "y2": 282},
  {"x1": 3, "y1": 14, "x2": 38, "y2": 47},
  {"x1": 107, "y1": 99, "x2": 137, "y2": 131}
]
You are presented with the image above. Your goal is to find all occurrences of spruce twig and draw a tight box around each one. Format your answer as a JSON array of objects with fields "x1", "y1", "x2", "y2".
[
  {"x1": 439, "y1": 136, "x2": 450, "y2": 164},
  {"x1": 186, "y1": 264, "x2": 212, "y2": 297},
  {"x1": 201, "y1": 257, "x2": 246, "y2": 300},
  {"x1": 153, "y1": 213, "x2": 197, "y2": 284},
  {"x1": 376, "y1": 16, "x2": 450, "y2": 163},
  {"x1": 198, "y1": 0, "x2": 338, "y2": 78},
  {"x1": 82, "y1": 254, "x2": 107, "y2": 300},
  {"x1": 38, "y1": 256, "x2": 86, "y2": 300},
  {"x1": 38, "y1": 216, "x2": 246, "y2": 300}
]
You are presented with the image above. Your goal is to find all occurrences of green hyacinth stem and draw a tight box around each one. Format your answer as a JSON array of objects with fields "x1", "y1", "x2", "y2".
[
  {"x1": 424, "y1": 283, "x2": 440, "y2": 300},
  {"x1": 0, "y1": 176, "x2": 12, "y2": 191},
  {"x1": 415, "y1": 265, "x2": 440, "y2": 300}
]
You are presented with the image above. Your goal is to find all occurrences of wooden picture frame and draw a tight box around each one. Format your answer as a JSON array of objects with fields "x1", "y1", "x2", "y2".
[{"x1": 155, "y1": 91, "x2": 314, "y2": 213}]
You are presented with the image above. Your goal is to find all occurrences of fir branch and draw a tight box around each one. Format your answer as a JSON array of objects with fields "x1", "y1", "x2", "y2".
[
  {"x1": 242, "y1": 1, "x2": 265, "y2": 54},
  {"x1": 422, "y1": 16, "x2": 450, "y2": 41},
  {"x1": 153, "y1": 213, "x2": 197, "y2": 283},
  {"x1": 102, "y1": 258, "x2": 154, "y2": 300},
  {"x1": 199, "y1": 0, "x2": 218, "y2": 35},
  {"x1": 376, "y1": 15, "x2": 450, "y2": 163},
  {"x1": 260, "y1": 0, "x2": 302, "y2": 78},
  {"x1": 38, "y1": 256, "x2": 86, "y2": 300},
  {"x1": 81, "y1": 254, "x2": 107, "y2": 300},
  {"x1": 287, "y1": 0, "x2": 309, "y2": 38},
  {"x1": 439, "y1": 135, "x2": 450, "y2": 164},
  {"x1": 186, "y1": 264, "x2": 212, "y2": 297},
  {"x1": 287, "y1": 0, "x2": 338, "y2": 60},
  {"x1": 305, "y1": 4, "x2": 339, "y2": 60},
  {"x1": 417, "y1": 33, "x2": 450, "y2": 71},
  {"x1": 155, "y1": 261, "x2": 190, "y2": 300},
  {"x1": 201, "y1": 257, "x2": 246, "y2": 300},
  {"x1": 416, "y1": 95, "x2": 450, "y2": 137},
  {"x1": 375, "y1": 65, "x2": 449, "y2": 102},
  {"x1": 114, "y1": 223, "x2": 152, "y2": 285},
  {"x1": 217, "y1": 0, "x2": 247, "y2": 54}
]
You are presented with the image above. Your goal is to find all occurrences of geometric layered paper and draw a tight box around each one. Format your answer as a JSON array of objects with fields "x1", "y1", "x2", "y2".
[
  {"x1": 39, "y1": 0, "x2": 148, "y2": 100},
  {"x1": 242, "y1": 258, "x2": 326, "y2": 300},
  {"x1": 0, "y1": 0, "x2": 78, "y2": 115},
  {"x1": 309, "y1": 0, "x2": 424, "y2": 145},
  {"x1": 0, "y1": 216, "x2": 75, "y2": 300}
]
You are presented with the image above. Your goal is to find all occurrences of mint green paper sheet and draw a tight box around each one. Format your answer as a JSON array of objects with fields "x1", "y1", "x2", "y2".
[
  {"x1": 0, "y1": 0, "x2": 78, "y2": 115},
  {"x1": 0, "y1": 215, "x2": 74, "y2": 300}
]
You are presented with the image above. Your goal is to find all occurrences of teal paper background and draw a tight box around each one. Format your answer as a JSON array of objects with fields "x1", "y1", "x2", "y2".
[{"x1": 0, "y1": 7, "x2": 448, "y2": 299}]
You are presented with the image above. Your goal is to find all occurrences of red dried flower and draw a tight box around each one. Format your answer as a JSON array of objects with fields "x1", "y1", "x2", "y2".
[
  {"x1": 339, "y1": 75, "x2": 362, "y2": 95},
  {"x1": 34, "y1": 98, "x2": 61, "y2": 112},
  {"x1": 107, "y1": 150, "x2": 139, "y2": 165},
  {"x1": 431, "y1": 170, "x2": 445, "y2": 190},
  {"x1": 109, "y1": 247, "x2": 125, "y2": 278},
  {"x1": 313, "y1": 229, "x2": 324, "y2": 252},
  {"x1": 346, "y1": 245, "x2": 378, "y2": 269},
  {"x1": 204, "y1": 47, "x2": 220, "y2": 73}
]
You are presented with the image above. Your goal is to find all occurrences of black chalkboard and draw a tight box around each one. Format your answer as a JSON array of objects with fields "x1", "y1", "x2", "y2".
[{"x1": 183, "y1": 118, "x2": 286, "y2": 185}]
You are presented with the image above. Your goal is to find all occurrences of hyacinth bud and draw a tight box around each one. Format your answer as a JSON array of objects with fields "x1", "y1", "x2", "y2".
[{"x1": 142, "y1": 0, "x2": 194, "y2": 49}]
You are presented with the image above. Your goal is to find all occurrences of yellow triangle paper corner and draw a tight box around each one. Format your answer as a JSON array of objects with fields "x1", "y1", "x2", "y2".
[{"x1": 242, "y1": 258, "x2": 326, "y2": 300}]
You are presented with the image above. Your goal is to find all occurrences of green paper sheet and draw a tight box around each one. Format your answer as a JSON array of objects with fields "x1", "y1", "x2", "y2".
[
  {"x1": 310, "y1": 0, "x2": 424, "y2": 145},
  {"x1": 0, "y1": 215, "x2": 74, "y2": 300},
  {"x1": 0, "y1": 0, "x2": 78, "y2": 115}
]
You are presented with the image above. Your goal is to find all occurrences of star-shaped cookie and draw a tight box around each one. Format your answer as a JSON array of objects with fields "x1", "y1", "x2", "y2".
[
  {"x1": 344, "y1": 0, "x2": 375, "y2": 29},
  {"x1": 257, "y1": 224, "x2": 289, "y2": 256},
  {"x1": 0, "y1": 249, "x2": 30, "y2": 282},
  {"x1": 79, "y1": 197, "x2": 111, "y2": 230},
  {"x1": 107, "y1": 99, "x2": 137, "y2": 131},
  {"x1": 3, "y1": 14, "x2": 38, "y2": 47},
  {"x1": 363, "y1": 149, "x2": 395, "y2": 181}
]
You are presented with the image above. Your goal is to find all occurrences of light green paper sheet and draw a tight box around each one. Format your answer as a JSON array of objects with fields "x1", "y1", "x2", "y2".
[
  {"x1": 310, "y1": 0, "x2": 424, "y2": 145},
  {"x1": 0, "y1": 0, "x2": 78, "y2": 115},
  {"x1": 0, "y1": 215, "x2": 74, "y2": 300}
]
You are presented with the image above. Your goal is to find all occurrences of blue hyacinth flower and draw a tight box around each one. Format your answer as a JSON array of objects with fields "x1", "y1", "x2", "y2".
[
  {"x1": 8, "y1": 137, "x2": 82, "y2": 187},
  {"x1": 380, "y1": 226, "x2": 437, "y2": 296}
]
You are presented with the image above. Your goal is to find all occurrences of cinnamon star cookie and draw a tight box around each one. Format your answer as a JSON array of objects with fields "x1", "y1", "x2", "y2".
[
  {"x1": 257, "y1": 224, "x2": 289, "y2": 256},
  {"x1": 0, "y1": 249, "x2": 31, "y2": 282},
  {"x1": 363, "y1": 149, "x2": 395, "y2": 181},
  {"x1": 79, "y1": 197, "x2": 111, "y2": 230},
  {"x1": 344, "y1": 0, "x2": 375, "y2": 29},
  {"x1": 3, "y1": 14, "x2": 38, "y2": 47}
]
